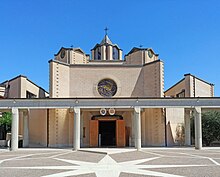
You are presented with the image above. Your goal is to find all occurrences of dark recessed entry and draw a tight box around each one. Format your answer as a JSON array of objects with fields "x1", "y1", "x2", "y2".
[{"x1": 99, "y1": 121, "x2": 116, "y2": 146}]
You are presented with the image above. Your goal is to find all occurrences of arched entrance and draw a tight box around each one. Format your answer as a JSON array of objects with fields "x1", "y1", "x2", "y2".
[{"x1": 89, "y1": 115, "x2": 125, "y2": 147}]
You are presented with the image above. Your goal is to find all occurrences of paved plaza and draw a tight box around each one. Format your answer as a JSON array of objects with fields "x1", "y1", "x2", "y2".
[{"x1": 0, "y1": 147, "x2": 220, "y2": 177}]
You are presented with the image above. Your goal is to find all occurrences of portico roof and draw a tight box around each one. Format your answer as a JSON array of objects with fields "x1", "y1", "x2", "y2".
[{"x1": 0, "y1": 97, "x2": 220, "y2": 109}]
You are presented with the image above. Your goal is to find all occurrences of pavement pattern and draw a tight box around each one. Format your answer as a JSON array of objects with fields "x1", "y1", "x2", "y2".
[{"x1": 0, "y1": 147, "x2": 220, "y2": 177}]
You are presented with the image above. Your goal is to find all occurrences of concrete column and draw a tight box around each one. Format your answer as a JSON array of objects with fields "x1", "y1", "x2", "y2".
[
  {"x1": 108, "y1": 45, "x2": 113, "y2": 60},
  {"x1": 119, "y1": 50, "x2": 123, "y2": 60},
  {"x1": 23, "y1": 110, "x2": 29, "y2": 148},
  {"x1": 194, "y1": 107, "x2": 202, "y2": 150},
  {"x1": 73, "y1": 107, "x2": 80, "y2": 150},
  {"x1": 11, "y1": 108, "x2": 19, "y2": 151},
  {"x1": 80, "y1": 112, "x2": 83, "y2": 147},
  {"x1": 131, "y1": 112, "x2": 135, "y2": 146},
  {"x1": 91, "y1": 50, "x2": 95, "y2": 60},
  {"x1": 101, "y1": 46, "x2": 106, "y2": 60},
  {"x1": 134, "y1": 107, "x2": 141, "y2": 150},
  {"x1": 141, "y1": 111, "x2": 146, "y2": 146},
  {"x1": 184, "y1": 109, "x2": 191, "y2": 146}
]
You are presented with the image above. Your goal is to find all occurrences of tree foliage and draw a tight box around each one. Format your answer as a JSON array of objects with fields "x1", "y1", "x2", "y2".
[
  {"x1": 191, "y1": 111, "x2": 220, "y2": 146},
  {"x1": 0, "y1": 112, "x2": 12, "y2": 132},
  {"x1": 202, "y1": 111, "x2": 220, "y2": 146}
]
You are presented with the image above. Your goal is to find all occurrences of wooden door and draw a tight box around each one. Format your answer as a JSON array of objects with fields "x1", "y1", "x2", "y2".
[
  {"x1": 116, "y1": 120, "x2": 125, "y2": 147},
  {"x1": 90, "y1": 120, "x2": 98, "y2": 147}
]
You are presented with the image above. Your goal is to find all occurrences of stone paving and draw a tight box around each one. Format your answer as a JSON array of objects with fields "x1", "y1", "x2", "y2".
[{"x1": 0, "y1": 147, "x2": 220, "y2": 177}]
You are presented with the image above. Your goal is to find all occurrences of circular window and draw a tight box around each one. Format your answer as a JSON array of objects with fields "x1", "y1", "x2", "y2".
[
  {"x1": 97, "y1": 79, "x2": 117, "y2": 97},
  {"x1": 60, "y1": 50, "x2": 65, "y2": 59},
  {"x1": 148, "y1": 50, "x2": 153, "y2": 58}
]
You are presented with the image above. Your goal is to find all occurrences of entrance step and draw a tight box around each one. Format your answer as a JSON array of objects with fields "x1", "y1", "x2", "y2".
[{"x1": 79, "y1": 148, "x2": 136, "y2": 154}]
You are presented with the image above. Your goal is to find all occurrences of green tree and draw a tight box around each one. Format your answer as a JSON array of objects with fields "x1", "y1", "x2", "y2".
[
  {"x1": 202, "y1": 111, "x2": 220, "y2": 146},
  {"x1": 0, "y1": 112, "x2": 12, "y2": 132},
  {"x1": 191, "y1": 111, "x2": 220, "y2": 146}
]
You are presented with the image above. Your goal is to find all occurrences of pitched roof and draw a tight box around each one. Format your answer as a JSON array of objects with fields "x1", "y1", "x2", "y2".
[{"x1": 100, "y1": 35, "x2": 113, "y2": 45}]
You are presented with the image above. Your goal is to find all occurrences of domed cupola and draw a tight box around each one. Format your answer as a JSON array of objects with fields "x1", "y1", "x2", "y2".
[{"x1": 91, "y1": 29, "x2": 122, "y2": 61}]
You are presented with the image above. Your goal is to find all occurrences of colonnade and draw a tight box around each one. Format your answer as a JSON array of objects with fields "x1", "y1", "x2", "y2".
[{"x1": 10, "y1": 107, "x2": 202, "y2": 151}]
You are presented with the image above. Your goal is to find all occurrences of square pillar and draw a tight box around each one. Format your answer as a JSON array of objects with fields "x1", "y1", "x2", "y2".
[
  {"x1": 134, "y1": 107, "x2": 141, "y2": 150},
  {"x1": 184, "y1": 109, "x2": 191, "y2": 146},
  {"x1": 73, "y1": 107, "x2": 80, "y2": 150},
  {"x1": 23, "y1": 110, "x2": 29, "y2": 148},
  {"x1": 11, "y1": 108, "x2": 19, "y2": 151},
  {"x1": 194, "y1": 107, "x2": 202, "y2": 150}
]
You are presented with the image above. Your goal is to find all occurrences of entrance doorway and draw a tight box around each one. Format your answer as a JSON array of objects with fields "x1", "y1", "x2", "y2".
[
  {"x1": 89, "y1": 117, "x2": 125, "y2": 147},
  {"x1": 99, "y1": 121, "x2": 116, "y2": 146}
]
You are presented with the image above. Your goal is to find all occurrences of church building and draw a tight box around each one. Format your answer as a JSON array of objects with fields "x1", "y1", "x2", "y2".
[{"x1": 0, "y1": 33, "x2": 214, "y2": 149}]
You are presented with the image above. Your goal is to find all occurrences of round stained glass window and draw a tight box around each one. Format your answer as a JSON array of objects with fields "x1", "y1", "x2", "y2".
[{"x1": 97, "y1": 79, "x2": 117, "y2": 97}]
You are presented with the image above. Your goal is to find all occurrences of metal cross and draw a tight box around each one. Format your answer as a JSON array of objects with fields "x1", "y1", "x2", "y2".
[{"x1": 104, "y1": 27, "x2": 109, "y2": 35}]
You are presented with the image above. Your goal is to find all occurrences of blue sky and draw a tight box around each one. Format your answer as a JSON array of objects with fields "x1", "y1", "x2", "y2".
[{"x1": 1, "y1": 0, "x2": 220, "y2": 96}]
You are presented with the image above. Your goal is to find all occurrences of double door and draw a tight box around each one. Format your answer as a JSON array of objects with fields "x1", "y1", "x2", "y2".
[{"x1": 90, "y1": 119, "x2": 125, "y2": 147}]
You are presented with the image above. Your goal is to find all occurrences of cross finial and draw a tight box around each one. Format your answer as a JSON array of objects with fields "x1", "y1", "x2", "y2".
[
  {"x1": 70, "y1": 45, "x2": 73, "y2": 48},
  {"x1": 139, "y1": 45, "x2": 143, "y2": 48},
  {"x1": 104, "y1": 27, "x2": 109, "y2": 35}
]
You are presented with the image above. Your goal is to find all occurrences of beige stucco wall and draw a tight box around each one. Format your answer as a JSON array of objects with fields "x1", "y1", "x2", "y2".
[
  {"x1": 2, "y1": 76, "x2": 48, "y2": 99},
  {"x1": 143, "y1": 61, "x2": 164, "y2": 97},
  {"x1": 194, "y1": 78, "x2": 214, "y2": 97},
  {"x1": 71, "y1": 51, "x2": 86, "y2": 64},
  {"x1": 142, "y1": 108, "x2": 165, "y2": 146},
  {"x1": 164, "y1": 75, "x2": 214, "y2": 147},
  {"x1": 49, "y1": 62, "x2": 70, "y2": 98},
  {"x1": 18, "y1": 109, "x2": 47, "y2": 147},
  {"x1": 0, "y1": 86, "x2": 5, "y2": 97},
  {"x1": 165, "y1": 74, "x2": 214, "y2": 97},
  {"x1": 29, "y1": 109, "x2": 47, "y2": 146},
  {"x1": 164, "y1": 79, "x2": 185, "y2": 97},
  {"x1": 69, "y1": 66, "x2": 141, "y2": 97},
  {"x1": 7, "y1": 78, "x2": 21, "y2": 98},
  {"x1": 55, "y1": 48, "x2": 87, "y2": 65},
  {"x1": 166, "y1": 108, "x2": 185, "y2": 146},
  {"x1": 55, "y1": 49, "x2": 68, "y2": 63},
  {"x1": 125, "y1": 50, "x2": 158, "y2": 65},
  {"x1": 50, "y1": 60, "x2": 164, "y2": 98},
  {"x1": 1, "y1": 76, "x2": 49, "y2": 146},
  {"x1": 20, "y1": 77, "x2": 46, "y2": 98},
  {"x1": 48, "y1": 109, "x2": 73, "y2": 147},
  {"x1": 125, "y1": 51, "x2": 143, "y2": 65}
]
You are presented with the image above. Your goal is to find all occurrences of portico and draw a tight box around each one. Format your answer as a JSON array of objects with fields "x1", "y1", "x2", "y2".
[{"x1": 1, "y1": 97, "x2": 220, "y2": 151}]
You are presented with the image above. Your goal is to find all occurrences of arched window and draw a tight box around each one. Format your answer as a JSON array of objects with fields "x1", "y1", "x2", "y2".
[
  {"x1": 95, "y1": 47, "x2": 101, "y2": 60},
  {"x1": 113, "y1": 47, "x2": 119, "y2": 60}
]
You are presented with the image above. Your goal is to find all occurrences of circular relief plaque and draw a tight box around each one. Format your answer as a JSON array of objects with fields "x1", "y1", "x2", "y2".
[{"x1": 98, "y1": 79, "x2": 117, "y2": 97}]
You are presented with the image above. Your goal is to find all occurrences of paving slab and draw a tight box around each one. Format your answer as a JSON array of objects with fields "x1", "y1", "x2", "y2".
[{"x1": 0, "y1": 148, "x2": 220, "y2": 177}]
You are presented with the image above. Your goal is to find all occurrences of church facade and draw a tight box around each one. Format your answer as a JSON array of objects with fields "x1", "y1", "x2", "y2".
[
  {"x1": 0, "y1": 34, "x2": 214, "y2": 148},
  {"x1": 48, "y1": 34, "x2": 165, "y2": 147},
  {"x1": 47, "y1": 34, "x2": 213, "y2": 148}
]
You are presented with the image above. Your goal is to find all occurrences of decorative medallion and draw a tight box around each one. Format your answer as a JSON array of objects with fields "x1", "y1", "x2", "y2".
[
  {"x1": 97, "y1": 79, "x2": 117, "y2": 97},
  {"x1": 100, "y1": 108, "x2": 107, "y2": 116},
  {"x1": 109, "y1": 108, "x2": 115, "y2": 115}
]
